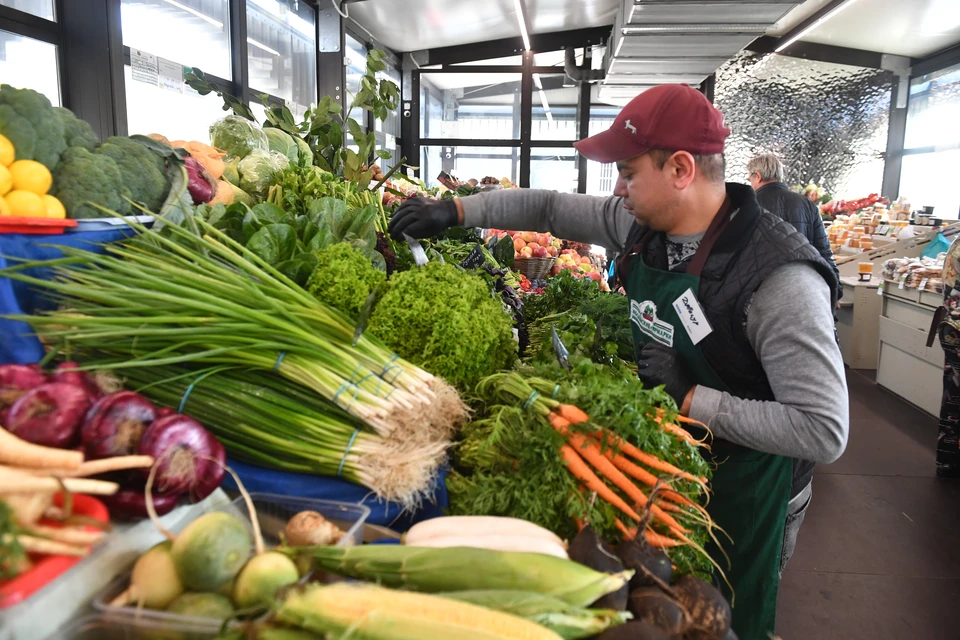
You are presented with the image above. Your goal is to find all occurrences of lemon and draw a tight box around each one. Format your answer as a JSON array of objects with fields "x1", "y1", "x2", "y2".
[
  {"x1": 9, "y1": 160, "x2": 53, "y2": 195},
  {"x1": 42, "y1": 195, "x2": 66, "y2": 219},
  {"x1": 5, "y1": 190, "x2": 45, "y2": 217},
  {"x1": 0, "y1": 196, "x2": 10, "y2": 217},
  {"x1": 0, "y1": 164, "x2": 11, "y2": 196},
  {"x1": 0, "y1": 135, "x2": 13, "y2": 167}
]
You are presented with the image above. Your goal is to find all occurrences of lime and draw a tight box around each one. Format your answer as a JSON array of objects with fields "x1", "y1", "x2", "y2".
[
  {"x1": 5, "y1": 190, "x2": 45, "y2": 217},
  {"x1": 9, "y1": 160, "x2": 53, "y2": 195}
]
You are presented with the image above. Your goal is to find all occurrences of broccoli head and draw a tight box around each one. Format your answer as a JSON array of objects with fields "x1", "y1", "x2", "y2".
[
  {"x1": 51, "y1": 147, "x2": 132, "y2": 219},
  {"x1": 0, "y1": 84, "x2": 65, "y2": 170},
  {"x1": 54, "y1": 107, "x2": 99, "y2": 151},
  {"x1": 96, "y1": 136, "x2": 171, "y2": 212},
  {"x1": 307, "y1": 243, "x2": 386, "y2": 320}
]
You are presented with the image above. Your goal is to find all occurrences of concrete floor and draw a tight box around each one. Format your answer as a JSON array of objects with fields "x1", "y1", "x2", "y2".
[{"x1": 776, "y1": 369, "x2": 960, "y2": 639}]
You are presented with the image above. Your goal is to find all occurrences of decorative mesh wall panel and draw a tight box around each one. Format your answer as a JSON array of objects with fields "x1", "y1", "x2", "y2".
[{"x1": 715, "y1": 51, "x2": 894, "y2": 198}]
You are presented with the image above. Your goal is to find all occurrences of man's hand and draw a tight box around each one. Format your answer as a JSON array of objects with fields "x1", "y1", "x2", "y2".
[
  {"x1": 388, "y1": 197, "x2": 459, "y2": 240},
  {"x1": 636, "y1": 342, "x2": 694, "y2": 408}
]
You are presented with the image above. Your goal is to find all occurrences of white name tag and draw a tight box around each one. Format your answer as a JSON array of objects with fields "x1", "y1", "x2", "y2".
[{"x1": 672, "y1": 288, "x2": 713, "y2": 345}]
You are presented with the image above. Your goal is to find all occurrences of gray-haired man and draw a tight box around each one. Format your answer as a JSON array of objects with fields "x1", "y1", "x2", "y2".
[{"x1": 747, "y1": 154, "x2": 841, "y2": 299}]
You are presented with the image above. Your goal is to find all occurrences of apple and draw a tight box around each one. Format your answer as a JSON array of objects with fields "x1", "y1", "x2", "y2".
[
  {"x1": 520, "y1": 246, "x2": 534, "y2": 258},
  {"x1": 550, "y1": 266, "x2": 561, "y2": 276},
  {"x1": 514, "y1": 251, "x2": 521, "y2": 259},
  {"x1": 547, "y1": 246, "x2": 558, "y2": 257},
  {"x1": 588, "y1": 271, "x2": 603, "y2": 282},
  {"x1": 520, "y1": 231, "x2": 536, "y2": 243},
  {"x1": 578, "y1": 264, "x2": 592, "y2": 273},
  {"x1": 536, "y1": 233, "x2": 551, "y2": 247},
  {"x1": 560, "y1": 249, "x2": 573, "y2": 256},
  {"x1": 513, "y1": 237, "x2": 526, "y2": 251},
  {"x1": 532, "y1": 245, "x2": 548, "y2": 258},
  {"x1": 580, "y1": 257, "x2": 591, "y2": 265}
]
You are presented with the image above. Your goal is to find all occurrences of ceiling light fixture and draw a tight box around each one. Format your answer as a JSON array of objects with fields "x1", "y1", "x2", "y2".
[
  {"x1": 775, "y1": 0, "x2": 861, "y2": 52},
  {"x1": 248, "y1": 37, "x2": 281, "y2": 56},
  {"x1": 538, "y1": 89, "x2": 553, "y2": 123},
  {"x1": 513, "y1": 0, "x2": 531, "y2": 51},
  {"x1": 162, "y1": 0, "x2": 222, "y2": 28},
  {"x1": 533, "y1": 73, "x2": 543, "y2": 90}
]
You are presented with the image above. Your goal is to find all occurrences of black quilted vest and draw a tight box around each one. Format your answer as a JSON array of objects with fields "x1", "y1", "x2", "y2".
[{"x1": 617, "y1": 183, "x2": 839, "y2": 497}]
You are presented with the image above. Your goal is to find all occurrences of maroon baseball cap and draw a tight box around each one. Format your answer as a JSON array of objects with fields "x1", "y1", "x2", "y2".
[{"x1": 574, "y1": 84, "x2": 730, "y2": 164}]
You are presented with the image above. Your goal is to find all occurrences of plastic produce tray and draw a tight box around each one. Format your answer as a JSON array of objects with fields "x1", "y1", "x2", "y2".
[
  {"x1": 93, "y1": 494, "x2": 369, "y2": 629},
  {"x1": 50, "y1": 614, "x2": 218, "y2": 640}
]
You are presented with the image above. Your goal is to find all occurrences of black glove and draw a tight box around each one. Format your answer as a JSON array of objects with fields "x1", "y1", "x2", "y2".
[
  {"x1": 636, "y1": 342, "x2": 693, "y2": 406},
  {"x1": 388, "y1": 197, "x2": 459, "y2": 240}
]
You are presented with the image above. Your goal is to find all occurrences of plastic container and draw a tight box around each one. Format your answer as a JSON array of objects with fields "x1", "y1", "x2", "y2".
[
  {"x1": 50, "y1": 614, "x2": 218, "y2": 640},
  {"x1": 0, "y1": 494, "x2": 109, "y2": 609},
  {"x1": 93, "y1": 494, "x2": 369, "y2": 628},
  {"x1": 0, "y1": 216, "x2": 77, "y2": 235}
]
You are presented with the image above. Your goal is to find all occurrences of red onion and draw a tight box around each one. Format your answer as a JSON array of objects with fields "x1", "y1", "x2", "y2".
[
  {"x1": 51, "y1": 362, "x2": 104, "y2": 402},
  {"x1": 190, "y1": 437, "x2": 226, "y2": 502},
  {"x1": 6, "y1": 383, "x2": 92, "y2": 449},
  {"x1": 101, "y1": 488, "x2": 182, "y2": 521},
  {"x1": 155, "y1": 407, "x2": 176, "y2": 419},
  {"x1": 184, "y1": 157, "x2": 217, "y2": 204},
  {"x1": 0, "y1": 364, "x2": 48, "y2": 408},
  {"x1": 81, "y1": 391, "x2": 157, "y2": 460},
  {"x1": 138, "y1": 414, "x2": 225, "y2": 497}
]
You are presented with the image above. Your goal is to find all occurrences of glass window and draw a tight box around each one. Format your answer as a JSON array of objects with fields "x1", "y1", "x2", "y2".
[
  {"x1": 534, "y1": 50, "x2": 567, "y2": 68},
  {"x1": 419, "y1": 145, "x2": 519, "y2": 189},
  {"x1": 532, "y1": 75, "x2": 578, "y2": 141},
  {"x1": 899, "y1": 150, "x2": 960, "y2": 219},
  {"x1": 0, "y1": 0, "x2": 54, "y2": 20},
  {"x1": 124, "y1": 65, "x2": 230, "y2": 142},
  {"x1": 246, "y1": 0, "x2": 316, "y2": 114},
  {"x1": 905, "y1": 63, "x2": 960, "y2": 150},
  {"x1": 419, "y1": 72, "x2": 522, "y2": 140},
  {"x1": 583, "y1": 106, "x2": 619, "y2": 195},
  {"x1": 530, "y1": 147, "x2": 577, "y2": 193},
  {"x1": 0, "y1": 30, "x2": 59, "y2": 105},
  {"x1": 121, "y1": 0, "x2": 231, "y2": 80},
  {"x1": 345, "y1": 33, "x2": 366, "y2": 112}
]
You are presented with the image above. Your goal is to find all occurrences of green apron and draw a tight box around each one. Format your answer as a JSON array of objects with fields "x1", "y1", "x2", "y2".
[{"x1": 623, "y1": 206, "x2": 793, "y2": 640}]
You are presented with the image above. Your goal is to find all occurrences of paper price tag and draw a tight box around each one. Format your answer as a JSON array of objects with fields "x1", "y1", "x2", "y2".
[
  {"x1": 877, "y1": 281, "x2": 884, "y2": 296},
  {"x1": 899, "y1": 274, "x2": 907, "y2": 290},
  {"x1": 878, "y1": 225, "x2": 890, "y2": 235},
  {"x1": 920, "y1": 278, "x2": 929, "y2": 291}
]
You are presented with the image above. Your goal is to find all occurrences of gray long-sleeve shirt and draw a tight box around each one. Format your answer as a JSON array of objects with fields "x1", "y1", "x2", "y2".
[{"x1": 462, "y1": 189, "x2": 849, "y2": 465}]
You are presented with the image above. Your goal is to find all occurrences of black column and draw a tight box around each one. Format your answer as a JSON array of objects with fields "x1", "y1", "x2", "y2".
[
  {"x1": 881, "y1": 82, "x2": 908, "y2": 200},
  {"x1": 519, "y1": 50, "x2": 533, "y2": 188},
  {"x1": 59, "y1": 0, "x2": 126, "y2": 139}
]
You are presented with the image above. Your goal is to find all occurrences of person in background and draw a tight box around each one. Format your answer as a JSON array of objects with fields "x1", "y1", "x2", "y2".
[
  {"x1": 931, "y1": 236, "x2": 960, "y2": 477},
  {"x1": 389, "y1": 85, "x2": 849, "y2": 640},
  {"x1": 747, "y1": 154, "x2": 842, "y2": 301}
]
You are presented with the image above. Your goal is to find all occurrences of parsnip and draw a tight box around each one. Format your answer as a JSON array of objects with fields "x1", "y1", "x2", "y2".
[{"x1": 0, "y1": 428, "x2": 83, "y2": 470}]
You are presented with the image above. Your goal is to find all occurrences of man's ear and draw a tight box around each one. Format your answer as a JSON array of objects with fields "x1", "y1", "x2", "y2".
[{"x1": 670, "y1": 151, "x2": 697, "y2": 189}]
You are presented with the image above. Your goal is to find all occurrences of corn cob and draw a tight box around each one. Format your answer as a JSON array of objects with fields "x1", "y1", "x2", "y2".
[
  {"x1": 286, "y1": 545, "x2": 631, "y2": 607},
  {"x1": 443, "y1": 590, "x2": 631, "y2": 640},
  {"x1": 277, "y1": 583, "x2": 562, "y2": 640}
]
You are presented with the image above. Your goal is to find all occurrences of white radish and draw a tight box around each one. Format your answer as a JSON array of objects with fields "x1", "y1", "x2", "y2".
[
  {"x1": 406, "y1": 534, "x2": 569, "y2": 559},
  {"x1": 403, "y1": 516, "x2": 566, "y2": 548}
]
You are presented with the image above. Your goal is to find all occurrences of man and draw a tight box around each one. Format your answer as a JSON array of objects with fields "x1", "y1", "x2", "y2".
[
  {"x1": 390, "y1": 85, "x2": 849, "y2": 640},
  {"x1": 747, "y1": 153, "x2": 842, "y2": 299}
]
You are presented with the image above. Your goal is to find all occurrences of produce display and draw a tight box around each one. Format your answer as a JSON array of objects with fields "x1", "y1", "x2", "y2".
[
  {"x1": 0, "y1": 54, "x2": 740, "y2": 638},
  {"x1": 880, "y1": 254, "x2": 946, "y2": 292}
]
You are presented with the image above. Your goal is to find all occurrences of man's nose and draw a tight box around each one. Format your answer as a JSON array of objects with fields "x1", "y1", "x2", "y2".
[{"x1": 613, "y1": 176, "x2": 627, "y2": 197}]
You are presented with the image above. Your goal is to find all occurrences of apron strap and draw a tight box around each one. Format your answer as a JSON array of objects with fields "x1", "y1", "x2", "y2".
[
  {"x1": 928, "y1": 306, "x2": 948, "y2": 348},
  {"x1": 685, "y1": 195, "x2": 732, "y2": 278}
]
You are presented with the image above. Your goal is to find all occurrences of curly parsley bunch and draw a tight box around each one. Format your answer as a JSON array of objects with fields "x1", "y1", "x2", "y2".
[{"x1": 369, "y1": 262, "x2": 516, "y2": 390}]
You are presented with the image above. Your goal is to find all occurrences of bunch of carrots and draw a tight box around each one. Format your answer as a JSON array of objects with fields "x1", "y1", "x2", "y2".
[{"x1": 473, "y1": 373, "x2": 722, "y2": 571}]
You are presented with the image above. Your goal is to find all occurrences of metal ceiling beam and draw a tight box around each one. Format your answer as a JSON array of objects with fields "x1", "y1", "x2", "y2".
[
  {"x1": 746, "y1": 35, "x2": 885, "y2": 69},
  {"x1": 911, "y1": 43, "x2": 960, "y2": 79},
  {"x1": 408, "y1": 26, "x2": 610, "y2": 67}
]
